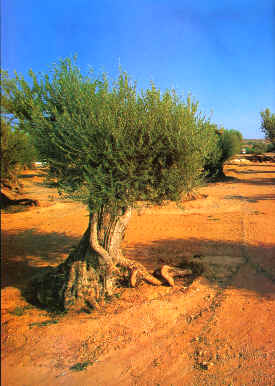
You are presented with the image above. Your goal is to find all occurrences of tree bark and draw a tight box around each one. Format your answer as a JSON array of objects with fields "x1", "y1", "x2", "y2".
[{"x1": 32, "y1": 207, "x2": 194, "y2": 312}]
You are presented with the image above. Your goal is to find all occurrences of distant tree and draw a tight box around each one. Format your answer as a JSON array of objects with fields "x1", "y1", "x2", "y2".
[
  {"x1": 250, "y1": 142, "x2": 267, "y2": 154},
  {"x1": 219, "y1": 128, "x2": 242, "y2": 161},
  {"x1": 1, "y1": 116, "x2": 37, "y2": 189},
  {"x1": 201, "y1": 123, "x2": 223, "y2": 179},
  {"x1": 260, "y1": 108, "x2": 275, "y2": 143},
  {"x1": 2, "y1": 58, "x2": 219, "y2": 311},
  {"x1": 245, "y1": 146, "x2": 253, "y2": 154},
  {"x1": 204, "y1": 127, "x2": 243, "y2": 179},
  {"x1": 266, "y1": 142, "x2": 275, "y2": 152}
]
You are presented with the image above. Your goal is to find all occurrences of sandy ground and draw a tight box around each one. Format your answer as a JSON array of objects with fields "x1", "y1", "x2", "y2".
[{"x1": 1, "y1": 161, "x2": 275, "y2": 385}]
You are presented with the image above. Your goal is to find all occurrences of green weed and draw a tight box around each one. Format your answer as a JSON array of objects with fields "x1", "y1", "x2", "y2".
[
  {"x1": 69, "y1": 361, "x2": 92, "y2": 371},
  {"x1": 8, "y1": 305, "x2": 35, "y2": 316},
  {"x1": 29, "y1": 319, "x2": 59, "y2": 328},
  {"x1": 8, "y1": 306, "x2": 25, "y2": 316}
]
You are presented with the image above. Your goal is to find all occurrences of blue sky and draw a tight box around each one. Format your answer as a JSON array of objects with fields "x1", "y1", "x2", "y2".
[{"x1": 2, "y1": 0, "x2": 275, "y2": 138}]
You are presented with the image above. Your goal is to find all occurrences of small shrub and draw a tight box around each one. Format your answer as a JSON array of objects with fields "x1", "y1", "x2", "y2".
[
  {"x1": 8, "y1": 305, "x2": 35, "y2": 316},
  {"x1": 8, "y1": 306, "x2": 25, "y2": 316},
  {"x1": 70, "y1": 361, "x2": 92, "y2": 371}
]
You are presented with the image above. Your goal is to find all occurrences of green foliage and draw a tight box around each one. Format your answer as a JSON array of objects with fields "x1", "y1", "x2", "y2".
[
  {"x1": 203, "y1": 127, "x2": 243, "y2": 179},
  {"x1": 70, "y1": 361, "x2": 92, "y2": 371},
  {"x1": 2, "y1": 58, "x2": 224, "y2": 213},
  {"x1": 201, "y1": 124, "x2": 223, "y2": 179},
  {"x1": 249, "y1": 142, "x2": 268, "y2": 154},
  {"x1": 8, "y1": 305, "x2": 35, "y2": 316},
  {"x1": 266, "y1": 142, "x2": 275, "y2": 152},
  {"x1": 29, "y1": 319, "x2": 59, "y2": 328},
  {"x1": 1, "y1": 116, "x2": 38, "y2": 186},
  {"x1": 219, "y1": 129, "x2": 243, "y2": 162},
  {"x1": 260, "y1": 108, "x2": 275, "y2": 143},
  {"x1": 8, "y1": 306, "x2": 25, "y2": 316}
]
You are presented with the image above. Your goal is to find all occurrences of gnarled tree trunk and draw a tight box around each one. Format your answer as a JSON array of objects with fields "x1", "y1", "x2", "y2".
[{"x1": 32, "y1": 207, "x2": 193, "y2": 312}]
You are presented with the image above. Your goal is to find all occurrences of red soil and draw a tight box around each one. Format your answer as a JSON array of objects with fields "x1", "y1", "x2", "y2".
[{"x1": 2, "y1": 162, "x2": 275, "y2": 385}]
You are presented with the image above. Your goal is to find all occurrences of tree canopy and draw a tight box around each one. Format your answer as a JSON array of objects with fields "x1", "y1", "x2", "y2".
[
  {"x1": 2, "y1": 58, "x2": 239, "y2": 310},
  {"x1": 219, "y1": 128, "x2": 243, "y2": 162},
  {"x1": 2, "y1": 58, "x2": 219, "y2": 214},
  {"x1": 260, "y1": 108, "x2": 275, "y2": 144},
  {"x1": 203, "y1": 126, "x2": 243, "y2": 179},
  {"x1": 1, "y1": 115, "x2": 38, "y2": 188}
]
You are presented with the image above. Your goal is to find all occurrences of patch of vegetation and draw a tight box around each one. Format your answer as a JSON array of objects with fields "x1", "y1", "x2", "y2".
[
  {"x1": 8, "y1": 305, "x2": 35, "y2": 316},
  {"x1": 0, "y1": 111, "x2": 38, "y2": 191},
  {"x1": 246, "y1": 142, "x2": 268, "y2": 154},
  {"x1": 8, "y1": 306, "x2": 25, "y2": 316},
  {"x1": 266, "y1": 142, "x2": 275, "y2": 152},
  {"x1": 152, "y1": 358, "x2": 161, "y2": 367},
  {"x1": 250, "y1": 210, "x2": 263, "y2": 215},
  {"x1": 113, "y1": 292, "x2": 121, "y2": 299},
  {"x1": 260, "y1": 108, "x2": 275, "y2": 144},
  {"x1": 69, "y1": 361, "x2": 92, "y2": 372},
  {"x1": 46, "y1": 309, "x2": 68, "y2": 318},
  {"x1": 194, "y1": 362, "x2": 210, "y2": 371},
  {"x1": 29, "y1": 319, "x2": 59, "y2": 328}
]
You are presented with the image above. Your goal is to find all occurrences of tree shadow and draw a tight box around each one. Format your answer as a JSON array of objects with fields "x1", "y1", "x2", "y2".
[
  {"x1": 1, "y1": 229, "x2": 79, "y2": 290},
  {"x1": 18, "y1": 172, "x2": 45, "y2": 179},
  {"x1": 2, "y1": 229, "x2": 275, "y2": 302},
  {"x1": 230, "y1": 177, "x2": 275, "y2": 186},
  {"x1": 226, "y1": 164, "x2": 275, "y2": 170},
  {"x1": 225, "y1": 166, "x2": 275, "y2": 186},
  {"x1": 123, "y1": 237, "x2": 275, "y2": 298},
  {"x1": 223, "y1": 194, "x2": 275, "y2": 202},
  {"x1": 229, "y1": 169, "x2": 275, "y2": 174},
  {"x1": 34, "y1": 181, "x2": 58, "y2": 188}
]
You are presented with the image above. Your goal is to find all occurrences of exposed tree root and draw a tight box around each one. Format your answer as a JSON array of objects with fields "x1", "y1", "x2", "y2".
[
  {"x1": 160, "y1": 265, "x2": 193, "y2": 286},
  {"x1": 126, "y1": 261, "x2": 193, "y2": 288},
  {"x1": 118, "y1": 255, "x2": 162, "y2": 287},
  {"x1": 130, "y1": 269, "x2": 139, "y2": 288}
]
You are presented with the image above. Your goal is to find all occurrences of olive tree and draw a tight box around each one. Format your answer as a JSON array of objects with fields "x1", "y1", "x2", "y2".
[
  {"x1": 220, "y1": 129, "x2": 242, "y2": 161},
  {"x1": 260, "y1": 108, "x2": 275, "y2": 144},
  {"x1": 1, "y1": 116, "x2": 38, "y2": 189},
  {"x1": 2, "y1": 59, "x2": 215, "y2": 311},
  {"x1": 204, "y1": 127, "x2": 243, "y2": 178}
]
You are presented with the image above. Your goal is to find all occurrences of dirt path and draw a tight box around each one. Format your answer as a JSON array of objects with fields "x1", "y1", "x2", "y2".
[{"x1": 2, "y1": 163, "x2": 275, "y2": 385}]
